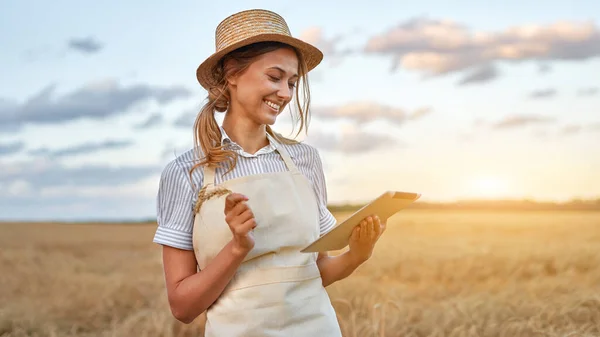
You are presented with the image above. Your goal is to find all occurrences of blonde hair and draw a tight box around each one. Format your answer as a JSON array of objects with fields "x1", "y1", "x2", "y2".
[{"x1": 190, "y1": 41, "x2": 311, "y2": 181}]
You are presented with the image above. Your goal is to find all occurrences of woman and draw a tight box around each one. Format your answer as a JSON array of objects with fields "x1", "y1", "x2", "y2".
[{"x1": 153, "y1": 9, "x2": 386, "y2": 336}]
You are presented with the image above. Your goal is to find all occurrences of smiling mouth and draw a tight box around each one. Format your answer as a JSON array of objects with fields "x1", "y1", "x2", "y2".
[{"x1": 264, "y1": 100, "x2": 281, "y2": 112}]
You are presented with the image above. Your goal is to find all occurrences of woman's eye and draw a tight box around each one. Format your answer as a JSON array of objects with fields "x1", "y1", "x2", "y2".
[{"x1": 268, "y1": 75, "x2": 295, "y2": 89}]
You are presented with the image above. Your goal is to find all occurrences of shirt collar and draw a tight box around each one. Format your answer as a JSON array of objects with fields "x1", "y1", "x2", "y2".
[{"x1": 219, "y1": 126, "x2": 279, "y2": 157}]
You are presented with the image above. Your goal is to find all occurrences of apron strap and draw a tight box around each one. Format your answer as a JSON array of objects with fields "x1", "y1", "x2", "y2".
[
  {"x1": 268, "y1": 133, "x2": 299, "y2": 173},
  {"x1": 202, "y1": 164, "x2": 216, "y2": 189}
]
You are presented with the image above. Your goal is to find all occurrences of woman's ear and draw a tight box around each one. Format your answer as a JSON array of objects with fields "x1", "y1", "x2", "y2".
[
  {"x1": 226, "y1": 73, "x2": 238, "y2": 87},
  {"x1": 223, "y1": 59, "x2": 239, "y2": 87},
  {"x1": 225, "y1": 75, "x2": 238, "y2": 99}
]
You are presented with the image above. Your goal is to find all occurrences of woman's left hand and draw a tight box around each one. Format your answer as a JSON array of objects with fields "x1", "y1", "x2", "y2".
[{"x1": 348, "y1": 214, "x2": 386, "y2": 264}]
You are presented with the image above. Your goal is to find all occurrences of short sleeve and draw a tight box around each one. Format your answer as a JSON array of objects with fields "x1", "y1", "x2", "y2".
[
  {"x1": 309, "y1": 148, "x2": 337, "y2": 236},
  {"x1": 153, "y1": 159, "x2": 196, "y2": 250}
]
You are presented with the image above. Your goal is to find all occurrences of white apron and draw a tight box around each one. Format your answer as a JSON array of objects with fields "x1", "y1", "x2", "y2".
[{"x1": 192, "y1": 138, "x2": 342, "y2": 337}]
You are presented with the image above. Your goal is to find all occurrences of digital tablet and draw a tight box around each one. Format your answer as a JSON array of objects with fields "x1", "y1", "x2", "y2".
[{"x1": 300, "y1": 191, "x2": 421, "y2": 253}]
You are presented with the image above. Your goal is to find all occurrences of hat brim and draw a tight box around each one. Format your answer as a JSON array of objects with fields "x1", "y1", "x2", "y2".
[{"x1": 196, "y1": 34, "x2": 323, "y2": 90}]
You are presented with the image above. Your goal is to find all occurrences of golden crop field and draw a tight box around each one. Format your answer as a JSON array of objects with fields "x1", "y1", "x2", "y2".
[{"x1": 2, "y1": 210, "x2": 600, "y2": 337}]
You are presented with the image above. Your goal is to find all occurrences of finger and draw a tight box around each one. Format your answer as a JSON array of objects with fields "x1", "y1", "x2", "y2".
[
  {"x1": 360, "y1": 220, "x2": 367, "y2": 240},
  {"x1": 225, "y1": 202, "x2": 249, "y2": 224},
  {"x1": 229, "y1": 201, "x2": 249, "y2": 217},
  {"x1": 350, "y1": 226, "x2": 360, "y2": 242},
  {"x1": 237, "y1": 208, "x2": 254, "y2": 224},
  {"x1": 224, "y1": 193, "x2": 248, "y2": 213},
  {"x1": 373, "y1": 216, "x2": 382, "y2": 238},
  {"x1": 225, "y1": 193, "x2": 243, "y2": 208},
  {"x1": 232, "y1": 218, "x2": 256, "y2": 236},
  {"x1": 241, "y1": 218, "x2": 257, "y2": 232},
  {"x1": 368, "y1": 216, "x2": 375, "y2": 239}
]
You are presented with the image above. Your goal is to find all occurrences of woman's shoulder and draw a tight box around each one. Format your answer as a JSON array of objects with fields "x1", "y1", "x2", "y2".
[
  {"x1": 276, "y1": 138, "x2": 324, "y2": 169},
  {"x1": 160, "y1": 146, "x2": 205, "y2": 180}
]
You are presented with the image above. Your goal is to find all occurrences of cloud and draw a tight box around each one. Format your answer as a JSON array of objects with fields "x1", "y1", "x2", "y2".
[
  {"x1": 590, "y1": 123, "x2": 600, "y2": 131},
  {"x1": 28, "y1": 140, "x2": 134, "y2": 160},
  {"x1": 133, "y1": 112, "x2": 164, "y2": 129},
  {"x1": 461, "y1": 115, "x2": 558, "y2": 139},
  {"x1": 0, "y1": 99, "x2": 20, "y2": 133},
  {"x1": 538, "y1": 64, "x2": 552, "y2": 74},
  {"x1": 173, "y1": 110, "x2": 198, "y2": 129},
  {"x1": 299, "y1": 27, "x2": 354, "y2": 67},
  {"x1": 312, "y1": 102, "x2": 432, "y2": 126},
  {"x1": 0, "y1": 79, "x2": 191, "y2": 132},
  {"x1": 578, "y1": 87, "x2": 598, "y2": 96},
  {"x1": 559, "y1": 123, "x2": 600, "y2": 135},
  {"x1": 299, "y1": 27, "x2": 343, "y2": 56},
  {"x1": 21, "y1": 37, "x2": 103, "y2": 63},
  {"x1": 0, "y1": 158, "x2": 159, "y2": 189},
  {"x1": 528, "y1": 122, "x2": 600, "y2": 138},
  {"x1": 457, "y1": 132, "x2": 474, "y2": 142},
  {"x1": 0, "y1": 141, "x2": 24, "y2": 157},
  {"x1": 68, "y1": 37, "x2": 103, "y2": 54},
  {"x1": 363, "y1": 18, "x2": 600, "y2": 81},
  {"x1": 529, "y1": 88, "x2": 557, "y2": 99},
  {"x1": 21, "y1": 45, "x2": 56, "y2": 63},
  {"x1": 561, "y1": 124, "x2": 582, "y2": 135},
  {"x1": 0, "y1": 193, "x2": 156, "y2": 221},
  {"x1": 408, "y1": 107, "x2": 433, "y2": 120},
  {"x1": 0, "y1": 158, "x2": 161, "y2": 221},
  {"x1": 161, "y1": 141, "x2": 194, "y2": 161},
  {"x1": 532, "y1": 129, "x2": 550, "y2": 139},
  {"x1": 0, "y1": 180, "x2": 158, "y2": 221},
  {"x1": 529, "y1": 123, "x2": 600, "y2": 138},
  {"x1": 491, "y1": 114, "x2": 555, "y2": 129},
  {"x1": 458, "y1": 64, "x2": 499, "y2": 85},
  {"x1": 305, "y1": 126, "x2": 399, "y2": 153}
]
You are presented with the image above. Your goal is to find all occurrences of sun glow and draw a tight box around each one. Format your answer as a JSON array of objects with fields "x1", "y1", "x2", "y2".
[{"x1": 467, "y1": 175, "x2": 511, "y2": 199}]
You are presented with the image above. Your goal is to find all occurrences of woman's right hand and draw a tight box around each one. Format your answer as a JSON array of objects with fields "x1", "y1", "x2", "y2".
[{"x1": 224, "y1": 193, "x2": 256, "y2": 256}]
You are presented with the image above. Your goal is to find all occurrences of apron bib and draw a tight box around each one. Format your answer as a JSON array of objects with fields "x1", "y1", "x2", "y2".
[{"x1": 192, "y1": 139, "x2": 342, "y2": 337}]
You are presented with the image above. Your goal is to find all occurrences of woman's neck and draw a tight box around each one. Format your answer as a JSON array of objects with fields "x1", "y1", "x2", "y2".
[{"x1": 221, "y1": 116, "x2": 269, "y2": 155}]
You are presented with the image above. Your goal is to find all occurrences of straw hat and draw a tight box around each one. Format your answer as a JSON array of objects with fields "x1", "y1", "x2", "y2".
[{"x1": 196, "y1": 9, "x2": 323, "y2": 89}]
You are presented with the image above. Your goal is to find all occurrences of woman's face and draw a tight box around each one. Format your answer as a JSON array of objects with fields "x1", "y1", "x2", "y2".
[{"x1": 227, "y1": 47, "x2": 299, "y2": 126}]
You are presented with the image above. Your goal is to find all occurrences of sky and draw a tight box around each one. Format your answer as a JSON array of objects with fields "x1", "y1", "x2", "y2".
[{"x1": 1, "y1": 0, "x2": 599, "y2": 221}]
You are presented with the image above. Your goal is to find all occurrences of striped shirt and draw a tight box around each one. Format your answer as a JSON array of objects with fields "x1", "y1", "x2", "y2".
[{"x1": 153, "y1": 127, "x2": 337, "y2": 251}]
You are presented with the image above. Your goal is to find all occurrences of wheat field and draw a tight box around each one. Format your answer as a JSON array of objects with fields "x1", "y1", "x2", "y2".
[{"x1": 1, "y1": 210, "x2": 600, "y2": 337}]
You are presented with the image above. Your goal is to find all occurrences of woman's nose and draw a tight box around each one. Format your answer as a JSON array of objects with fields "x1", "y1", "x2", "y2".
[{"x1": 277, "y1": 83, "x2": 291, "y2": 101}]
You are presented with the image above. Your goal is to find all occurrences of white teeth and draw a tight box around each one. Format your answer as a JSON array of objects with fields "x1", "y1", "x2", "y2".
[{"x1": 264, "y1": 100, "x2": 280, "y2": 110}]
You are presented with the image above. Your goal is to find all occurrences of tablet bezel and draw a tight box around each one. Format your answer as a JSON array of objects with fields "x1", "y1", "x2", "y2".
[{"x1": 300, "y1": 190, "x2": 420, "y2": 253}]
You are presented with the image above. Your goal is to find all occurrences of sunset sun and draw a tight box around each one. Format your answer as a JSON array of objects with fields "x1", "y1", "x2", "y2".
[{"x1": 467, "y1": 175, "x2": 511, "y2": 199}]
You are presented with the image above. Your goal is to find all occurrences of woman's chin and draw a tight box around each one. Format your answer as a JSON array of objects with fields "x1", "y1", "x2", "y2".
[{"x1": 258, "y1": 114, "x2": 278, "y2": 126}]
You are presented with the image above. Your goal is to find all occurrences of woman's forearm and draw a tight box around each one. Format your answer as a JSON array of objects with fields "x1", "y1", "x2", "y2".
[
  {"x1": 169, "y1": 241, "x2": 248, "y2": 323},
  {"x1": 316, "y1": 251, "x2": 365, "y2": 287}
]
